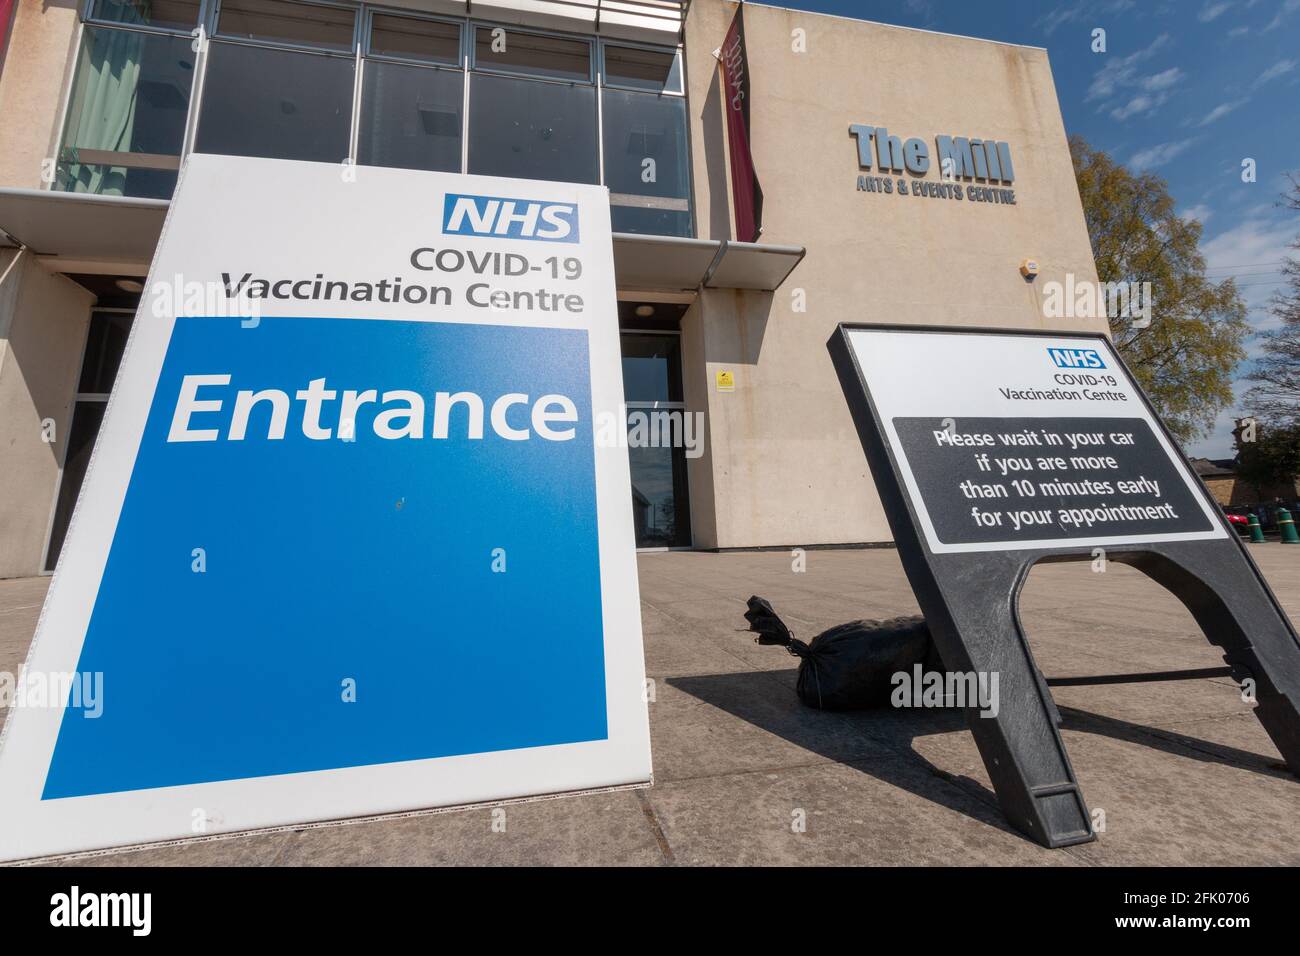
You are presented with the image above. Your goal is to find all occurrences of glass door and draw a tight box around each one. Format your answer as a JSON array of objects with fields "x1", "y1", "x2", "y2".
[
  {"x1": 44, "y1": 308, "x2": 135, "y2": 571},
  {"x1": 620, "y1": 330, "x2": 691, "y2": 549}
]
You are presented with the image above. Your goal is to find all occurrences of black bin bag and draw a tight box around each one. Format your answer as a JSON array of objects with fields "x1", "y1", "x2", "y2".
[{"x1": 743, "y1": 595, "x2": 938, "y2": 710}]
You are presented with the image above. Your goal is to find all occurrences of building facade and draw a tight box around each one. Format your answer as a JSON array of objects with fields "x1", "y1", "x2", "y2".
[{"x1": 0, "y1": 0, "x2": 1104, "y2": 577}]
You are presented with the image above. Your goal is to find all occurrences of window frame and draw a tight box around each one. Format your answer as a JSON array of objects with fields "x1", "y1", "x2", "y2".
[
  {"x1": 363, "y1": 7, "x2": 464, "y2": 70},
  {"x1": 55, "y1": 18, "x2": 203, "y2": 191},
  {"x1": 598, "y1": 38, "x2": 684, "y2": 96},
  {"x1": 82, "y1": 0, "x2": 205, "y2": 38},
  {"x1": 58, "y1": 0, "x2": 694, "y2": 236},
  {"x1": 468, "y1": 20, "x2": 595, "y2": 86},
  {"x1": 209, "y1": 0, "x2": 361, "y2": 57}
]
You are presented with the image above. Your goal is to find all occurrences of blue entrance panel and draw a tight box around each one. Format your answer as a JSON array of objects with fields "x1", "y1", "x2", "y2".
[{"x1": 43, "y1": 316, "x2": 607, "y2": 799}]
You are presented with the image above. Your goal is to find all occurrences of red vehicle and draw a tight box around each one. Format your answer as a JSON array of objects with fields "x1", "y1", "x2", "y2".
[{"x1": 1223, "y1": 510, "x2": 1251, "y2": 534}]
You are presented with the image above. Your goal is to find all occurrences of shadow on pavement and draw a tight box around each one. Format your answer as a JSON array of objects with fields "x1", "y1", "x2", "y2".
[
  {"x1": 667, "y1": 671, "x2": 1021, "y2": 839},
  {"x1": 667, "y1": 671, "x2": 1293, "y2": 842},
  {"x1": 1057, "y1": 705, "x2": 1292, "y2": 779}
]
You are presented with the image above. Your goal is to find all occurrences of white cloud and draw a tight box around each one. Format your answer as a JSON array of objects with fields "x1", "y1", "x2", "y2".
[
  {"x1": 1202, "y1": 213, "x2": 1296, "y2": 318},
  {"x1": 1182, "y1": 204, "x2": 1214, "y2": 224},
  {"x1": 1143, "y1": 67, "x2": 1185, "y2": 91},
  {"x1": 1112, "y1": 92, "x2": 1168, "y2": 119},
  {"x1": 1199, "y1": 1, "x2": 1233, "y2": 21},
  {"x1": 1197, "y1": 98, "x2": 1249, "y2": 126},
  {"x1": 1086, "y1": 34, "x2": 1184, "y2": 120},
  {"x1": 1129, "y1": 137, "x2": 1199, "y2": 171},
  {"x1": 1254, "y1": 58, "x2": 1297, "y2": 87},
  {"x1": 1086, "y1": 33, "x2": 1171, "y2": 102},
  {"x1": 1265, "y1": 0, "x2": 1300, "y2": 30},
  {"x1": 1036, "y1": 0, "x2": 1136, "y2": 36}
]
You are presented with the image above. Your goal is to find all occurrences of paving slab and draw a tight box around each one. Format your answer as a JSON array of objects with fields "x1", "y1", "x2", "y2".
[{"x1": 2, "y1": 544, "x2": 1298, "y2": 865}]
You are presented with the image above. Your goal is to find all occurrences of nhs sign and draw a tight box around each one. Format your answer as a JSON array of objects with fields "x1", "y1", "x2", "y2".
[
  {"x1": 0, "y1": 157, "x2": 648, "y2": 863},
  {"x1": 1047, "y1": 347, "x2": 1105, "y2": 369},
  {"x1": 442, "y1": 192, "x2": 580, "y2": 243}
]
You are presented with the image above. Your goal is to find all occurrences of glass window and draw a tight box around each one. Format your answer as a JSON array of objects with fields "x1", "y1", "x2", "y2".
[
  {"x1": 57, "y1": 27, "x2": 195, "y2": 198},
  {"x1": 89, "y1": 0, "x2": 202, "y2": 31},
  {"x1": 467, "y1": 73, "x2": 597, "y2": 184},
  {"x1": 359, "y1": 60, "x2": 462, "y2": 172},
  {"x1": 602, "y1": 90, "x2": 691, "y2": 236},
  {"x1": 603, "y1": 44, "x2": 681, "y2": 93},
  {"x1": 473, "y1": 27, "x2": 590, "y2": 82},
  {"x1": 621, "y1": 333, "x2": 683, "y2": 403},
  {"x1": 77, "y1": 312, "x2": 133, "y2": 394},
  {"x1": 626, "y1": 423, "x2": 692, "y2": 548},
  {"x1": 196, "y1": 41, "x2": 354, "y2": 163},
  {"x1": 216, "y1": 0, "x2": 355, "y2": 51},
  {"x1": 370, "y1": 13, "x2": 460, "y2": 65}
]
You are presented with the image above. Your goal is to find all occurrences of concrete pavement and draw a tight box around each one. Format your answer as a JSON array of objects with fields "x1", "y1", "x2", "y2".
[{"x1": 2, "y1": 545, "x2": 1297, "y2": 865}]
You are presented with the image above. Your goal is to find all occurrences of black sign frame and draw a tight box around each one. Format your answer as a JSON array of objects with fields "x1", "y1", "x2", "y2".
[{"x1": 829, "y1": 323, "x2": 1300, "y2": 848}]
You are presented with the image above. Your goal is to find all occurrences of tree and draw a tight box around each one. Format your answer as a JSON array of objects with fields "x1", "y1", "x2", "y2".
[
  {"x1": 1234, "y1": 419, "x2": 1300, "y2": 501},
  {"x1": 1070, "y1": 136, "x2": 1248, "y2": 445},
  {"x1": 1243, "y1": 173, "x2": 1300, "y2": 424}
]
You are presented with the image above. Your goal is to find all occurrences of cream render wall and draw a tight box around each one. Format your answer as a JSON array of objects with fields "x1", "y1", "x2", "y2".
[
  {"x1": 683, "y1": 0, "x2": 1106, "y2": 548},
  {"x1": 0, "y1": 252, "x2": 93, "y2": 578},
  {"x1": 0, "y1": 2, "x2": 89, "y2": 577},
  {"x1": 0, "y1": 0, "x2": 81, "y2": 190}
]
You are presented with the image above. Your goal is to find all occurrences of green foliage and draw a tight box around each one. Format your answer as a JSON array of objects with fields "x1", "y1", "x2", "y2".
[
  {"x1": 1070, "y1": 136, "x2": 1248, "y2": 445},
  {"x1": 1235, "y1": 420, "x2": 1300, "y2": 496}
]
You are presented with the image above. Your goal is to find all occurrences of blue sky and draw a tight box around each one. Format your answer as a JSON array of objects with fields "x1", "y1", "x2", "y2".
[{"x1": 766, "y1": 0, "x2": 1300, "y2": 458}]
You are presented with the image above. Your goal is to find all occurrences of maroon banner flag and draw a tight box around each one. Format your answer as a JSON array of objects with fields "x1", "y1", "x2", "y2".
[
  {"x1": 0, "y1": 0, "x2": 16, "y2": 65},
  {"x1": 718, "y1": 3, "x2": 763, "y2": 242}
]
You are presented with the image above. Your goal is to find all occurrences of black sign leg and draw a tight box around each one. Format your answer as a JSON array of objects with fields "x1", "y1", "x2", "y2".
[
  {"x1": 1117, "y1": 542, "x2": 1300, "y2": 772},
  {"x1": 828, "y1": 325, "x2": 1300, "y2": 848},
  {"x1": 927, "y1": 552, "x2": 1095, "y2": 848}
]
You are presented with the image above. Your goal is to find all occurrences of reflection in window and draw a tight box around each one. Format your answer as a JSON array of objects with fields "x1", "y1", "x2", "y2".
[
  {"x1": 626, "y1": 415, "x2": 692, "y2": 548},
  {"x1": 77, "y1": 312, "x2": 133, "y2": 394},
  {"x1": 360, "y1": 60, "x2": 462, "y2": 172},
  {"x1": 196, "y1": 41, "x2": 354, "y2": 163},
  {"x1": 474, "y1": 27, "x2": 590, "y2": 81},
  {"x1": 602, "y1": 90, "x2": 691, "y2": 237},
  {"x1": 89, "y1": 0, "x2": 202, "y2": 31},
  {"x1": 621, "y1": 334, "x2": 683, "y2": 403},
  {"x1": 57, "y1": 27, "x2": 194, "y2": 198},
  {"x1": 603, "y1": 44, "x2": 681, "y2": 93},
  {"x1": 216, "y1": 0, "x2": 355, "y2": 51},
  {"x1": 370, "y1": 13, "x2": 460, "y2": 64},
  {"x1": 467, "y1": 73, "x2": 597, "y2": 184}
]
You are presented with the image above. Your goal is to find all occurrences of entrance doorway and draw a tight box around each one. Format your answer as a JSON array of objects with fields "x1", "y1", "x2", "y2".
[
  {"x1": 44, "y1": 306, "x2": 135, "y2": 571},
  {"x1": 619, "y1": 302, "x2": 692, "y2": 549}
]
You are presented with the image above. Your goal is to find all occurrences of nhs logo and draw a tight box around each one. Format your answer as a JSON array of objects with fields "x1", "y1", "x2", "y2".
[
  {"x1": 1047, "y1": 347, "x2": 1105, "y2": 369},
  {"x1": 442, "y1": 193, "x2": 579, "y2": 243}
]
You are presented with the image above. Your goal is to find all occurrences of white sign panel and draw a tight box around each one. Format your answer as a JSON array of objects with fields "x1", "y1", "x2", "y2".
[
  {"x1": 0, "y1": 155, "x2": 652, "y2": 862},
  {"x1": 845, "y1": 327, "x2": 1228, "y2": 554}
]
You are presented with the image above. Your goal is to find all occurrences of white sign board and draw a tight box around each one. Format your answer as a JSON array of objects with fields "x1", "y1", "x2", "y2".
[
  {"x1": 844, "y1": 327, "x2": 1228, "y2": 554},
  {"x1": 0, "y1": 154, "x2": 652, "y2": 861}
]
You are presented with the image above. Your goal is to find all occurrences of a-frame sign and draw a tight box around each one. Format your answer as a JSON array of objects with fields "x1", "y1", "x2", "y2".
[{"x1": 829, "y1": 324, "x2": 1300, "y2": 848}]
